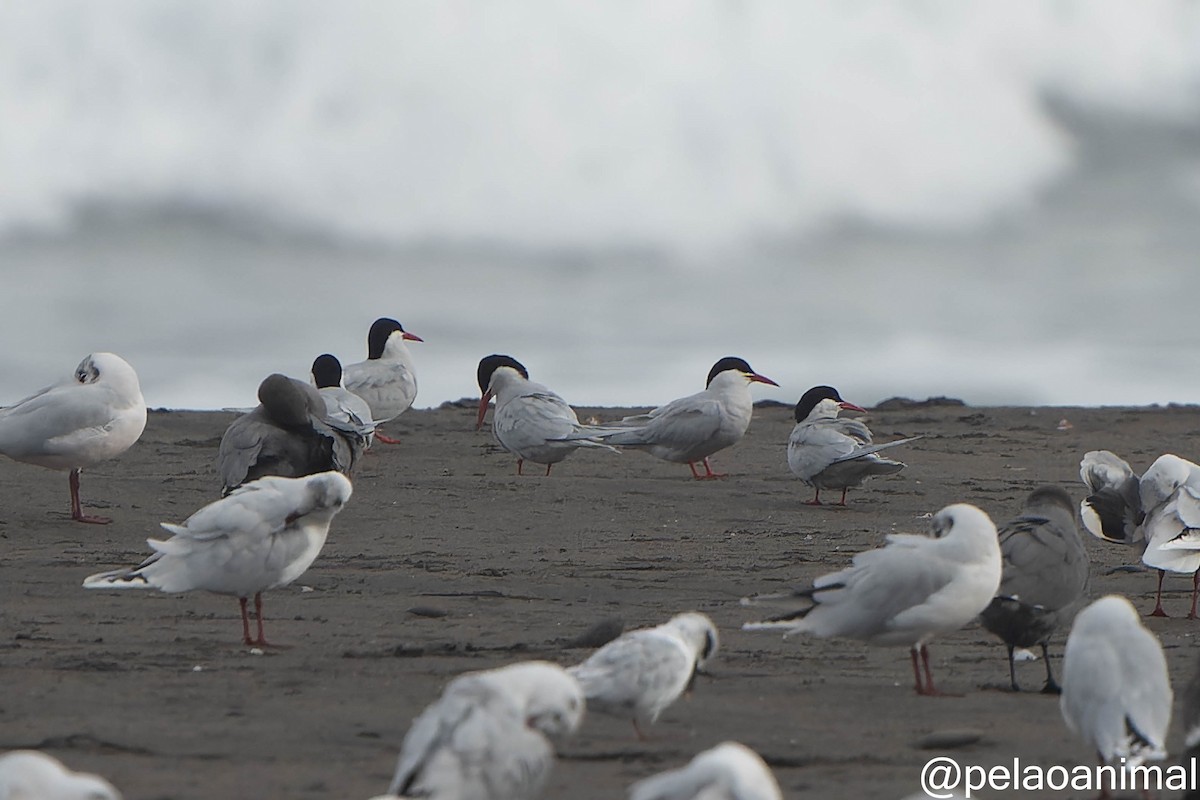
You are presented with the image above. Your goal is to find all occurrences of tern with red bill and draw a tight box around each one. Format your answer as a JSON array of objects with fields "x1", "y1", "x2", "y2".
[
  {"x1": 786, "y1": 385, "x2": 921, "y2": 505},
  {"x1": 342, "y1": 317, "x2": 423, "y2": 444},
  {"x1": 475, "y1": 354, "x2": 617, "y2": 475},
  {"x1": 558, "y1": 356, "x2": 778, "y2": 480}
]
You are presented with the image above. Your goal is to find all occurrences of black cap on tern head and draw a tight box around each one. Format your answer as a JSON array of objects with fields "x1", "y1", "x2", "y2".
[
  {"x1": 366, "y1": 318, "x2": 406, "y2": 360},
  {"x1": 476, "y1": 354, "x2": 529, "y2": 393},
  {"x1": 311, "y1": 354, "x2": 343, "y2": 389},
  {"x1": 705, "y1": 357, "x2": 756, "y2": 387},
  {"x1": 793, "y1": 385, "x2": 844, "y2": 422}
]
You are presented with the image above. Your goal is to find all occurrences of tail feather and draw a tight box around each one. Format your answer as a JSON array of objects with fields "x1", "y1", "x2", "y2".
[{"x1": 82, "y1": 567, "x2": 154, "y2": 589}]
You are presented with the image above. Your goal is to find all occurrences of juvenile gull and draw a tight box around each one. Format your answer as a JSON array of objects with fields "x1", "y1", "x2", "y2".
[
  {"x1": 0, "y1": 750, "x2": 122, "y2": 800},
  {"x1": 628, "y1": 741, "x2": 782, "y2": 800},
  {"x1": 0, "y1": 352, "x2": 146, "y2": 524},
  {"x1": 311, "y1": 353, "x2": 377, "y2": 447},
  {"x1": 475, "y1": 354, "x2": 617, "y2": 476},
  {"x1": 743, "y1": 504, "x2": 1002, "y2": 695},
  {"x1": 83, "y1": 471, "x2": 352, "y2": 646},
  {"x1": 342, "y1": 317, "x2": 422, "y2": 444},
  {"x1": 786, "y1": 385, "x2": 921, "y2": 506},
  {"x1": 1060, "y1": 595, "x2": 1171, "y2": 771},
  {"x1": 216, "y1": 373, "x2": 362, "y2": 495},
  {"x1": 979, "y1": 486, "x2": 1089, "y2": 693},
  {"x1": 379, "y1": 661, "x2": 584, "y2": 800},
  {"x1": 568, "y1": 611, "x2": 718, "y2": 738},
  {"x1": 560, "y1": 357, "x2": 778, "y2": 480}
]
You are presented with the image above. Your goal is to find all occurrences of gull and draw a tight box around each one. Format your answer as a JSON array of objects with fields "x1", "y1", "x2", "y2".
[
  {"x1": 216, "y1": 373, "x2": 362, "y2": 495},
  {"x1": 0, "y1": 750, "x2": 122, "y2": 800},
  {"x1": 786, "y1": 385, "x2": 921, "y2": 506},
  {"x1": 379, "y1": 661, "x2": 584, "y2": 800},
  {"x1": 568, "y1": 611, "x2": 718, "y2": 738},
  {"x1": 978, "y1": 486, "x2": 1090, "y2": 693},
  {"x1": 628, "y1": 741, "x2": 782, "y2": 800},
  {"x1": 82, "y1": 471, "x2": 352, "y2": 646},
  {"x1": 475, "y1": 354, "x2": 617, "y2": 475},
  {"x1": 1060, "y1": 595, "x2": 1171, "y2": 771},
  {"x1": 311, "y1": 353, "x2": 376, "y2": 447},
  {"x1": 342, "y1": 317, "x2": 423, "y2": 444},
  {"x1": 0, "y1": 352, "x2": 146, "y2": 524},
  {"x1": 1079, "y1": 451, "x2": 1200, "y2": 616},
  {"x1": 743, "y1": 504, "x2": 1002, "y2": 695},
  {"x1": 562, "y1": 357, "x2": 778, "y2": 480}
]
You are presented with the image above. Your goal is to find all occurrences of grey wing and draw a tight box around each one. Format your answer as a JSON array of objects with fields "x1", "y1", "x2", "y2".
[
  {"x1": 787, "y1": 421, "x2": 857, "y2": 478},
  {"x1": 215, "y1": 411, "x2": 267, "y2": 493},
  {"x1": 828, "y1": 435, "x2": 922, "y2": 465},
  {"x1": 570, "y1": 633, "x2": 689, "y2": 709},
  {"x1": 997, "y1": 511, "x2": 1089, "y2": 611}
]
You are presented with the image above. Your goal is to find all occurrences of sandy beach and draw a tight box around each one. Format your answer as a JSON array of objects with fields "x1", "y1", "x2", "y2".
[{"x1": 3, "y1": 400, "x2": 1199, "y2": 799}]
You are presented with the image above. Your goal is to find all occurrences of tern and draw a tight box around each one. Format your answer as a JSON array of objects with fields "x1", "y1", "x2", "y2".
[{"x1": 342, "y1": 317, "x2": 423, "y2": 444}]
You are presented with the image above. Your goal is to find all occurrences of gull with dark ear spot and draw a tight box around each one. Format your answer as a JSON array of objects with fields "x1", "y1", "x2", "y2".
[
  {"x1": 0, "y1": 750, "x2": 123, "y2": 800},
  {"x1": 342, "y1": 317, "x2": 422, "y2": 445},
  {"x1": 743, "y1": 504, "x2": 1001, "y2": 696},
  {"x1": 1060, "y1": 595, "x2": 1171, "y2": 772},
  {"x1": 979, "y1": 486, "x2": 1090, "y2": 693},
  {"x1": 0, "y1": 352, "x2": 146, "y2": 524},
  {"x1": 378, "y1": 661, "x2": 584, "y2": 800},
  {"x1": 628, "y1": 741, "x2": 782, "y2": 800},
  {"x1": 311, "y1": 353, "x2": 376, "y2": 447},
  {"x1": 568, "y1": 611, "x2": 719, "y2": 739},
  {"x1": 558, "y1": 357, "x2": 778, "y2": 480},
  {"x1": 475, "y1": 354, "x2": 617, "y2": 476},
  {"x1": 83, "y1": 471, "x2": 352, "y2": 647},
  {"x1": 786, "y1": 385, "x2": 921, "y2": 506},
  {"x1": 216, "y1": 373, "x2": 362, "y2": 495}
]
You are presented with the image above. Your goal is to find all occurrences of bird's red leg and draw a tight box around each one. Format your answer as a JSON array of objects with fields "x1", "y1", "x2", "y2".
[
  {"x1": 632, "y1": 719, "x2": 649, "y2": 741},
  {"x1": 1149, "y1": 570, "x2": 1169, "y2": 617},
  {"x1": 374, "y1": 426, "x2": 402, "y2": 445},
  {"x1": 837, "y1": 488, "x2": 849, "y2": 506},
  {"x1": 910, "y1": 647, "x2": 924, "y2": 694},
  {"x1": 919, "y1": 645, "x2": 939, "y2": 695},
  {"x1": 516, "y1": 459, "x2": 524, "y2": 476},
  {"x1": 545, "y1": 463, "x2": 553, "y2": 476},
  {"x1": 69, "y1": 468, "x2": 111, "y2": 524},
  {"x1": 803, "y1": 487, "x2": 823, "y2": 506},
  {"x1": 688, "y1": 461, "x2": 703, "y2": 479},
  {"x1": 253, "y1": 593, "x2": 268, "y2": 646},
  {"x1": 693, "y1": 458, "x2": 727, "y2": 480},
  {"x1": 1189, "y1": 571, "x2": 1200, "y2": 620}
]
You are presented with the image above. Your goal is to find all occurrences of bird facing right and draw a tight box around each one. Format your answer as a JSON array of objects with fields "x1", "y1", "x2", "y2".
[
  {"x1": 628, "y1": 741, "x2": 782, "y2": 800},
  {"x1": 1060, "y1": 595, "x2": 1172, "y2": 771},
  {"x1": 743, "y1": 503, "x2": 1002, "y2": 695},
  {"x1": 979, "y1": 485, "x2": 1090, "y2": 693},
  {"x1": 342, "y1": 317, "x2": 423, "y2": 444}
]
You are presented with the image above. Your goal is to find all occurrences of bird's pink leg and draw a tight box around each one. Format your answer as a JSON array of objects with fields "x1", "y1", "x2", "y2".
[
  {"x1": 837, "y1": 487, "x2": 849, "y2": 506},
  {"x1": 692, "y1": 458, "x2": 727, "y2": 480},
  {"x1": 69, "y1": 468, "x2": 111, "y2": 524},
  {"x1": 803, "y1": 487, "x2": 823, "y2": 506},
  {"x1": 688, "y1": 461, "x2": 703, "y2": 479},
  {"x1": 239, "y1": 597, "x2": 254, "y2": 645},
  {"x1": 909, "y1": 647, "x2": 925, "y2": 694},
  {"x1": 1149, "y1": 570, "x2": 1169, "y2": 617},
  {"x1": 374, "y1": 427, "x2": 402, "y2": 445},
  {"x1": 919, "y1": 645, "x2": 939, "y2": 695},
  {"x1": 516, "y1": 459, "x2": 524, "y2": 476},
  {"x1": 545, "y1": 463, "x2": 553, "y2": 476}
]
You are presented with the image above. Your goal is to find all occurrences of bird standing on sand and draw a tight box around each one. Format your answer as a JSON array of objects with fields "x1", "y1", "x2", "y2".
[
  {"x1": 979, "y1": 486, "x2": 1089, "y2": 693},
  {"x1": 786, "y1": 385, "x2": 921, "y2": 505},
  {"x1": 311, "y1": 353, "x2": 376, "y2": 447},
  {"x1": 378, "y1": 661, "x2": 584, "y2": 800},
  {"x1": 743, "y1": 504, "x2": 1002, "y2": 696},
  {"x1": 0, "y1": 352, "x2": 146, "y2": 524},
  {"x1": 628, "y1": 741, "x2": 782, "y2": 800},
  {"x1": 560, "y1": 357, "x2": 778, "y2": 480},
  {"x1": 216, "y1": 373, "x2": 362, "y2": 495},
  {"x1": 342, "y1": 317, "x2": 422, "y2": 444},
  {"x1": 568, "y1": 611, "x2": 718, "y2": 739},
  {"x1": 83, "y1": 471, "x2": 352, "y2": 646},
  {"x1": 1079, "y1": 450, "x2": 1200, "y2": 617},
  {"x1": 475, "y1": 354, "x2": 617, "y2": 475},
  {"x1": 1060, "y1": 595, "x2": 1171, "y2": 771},
  {"x1": 0, "y1": 750, "x2": 122, "y2": 800}
]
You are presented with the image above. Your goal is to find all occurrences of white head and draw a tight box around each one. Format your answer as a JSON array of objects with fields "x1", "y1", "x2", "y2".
[
  {"x1": 662, "y1": 611, "x2": 720, "y2": 671},
  {"x1": 75, "y1": 353, "x2": 143, "y2": 400},
  {"x1": 0, "y1": 750, "x2": 123, "y2": 800},
  {"x1": 481, "y1": 661, "x2": 585, "y2": 742}
]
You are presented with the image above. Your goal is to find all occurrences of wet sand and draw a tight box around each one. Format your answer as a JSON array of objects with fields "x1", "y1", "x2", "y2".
[{"x1": 2, "y1": 401, "x2": 1199, "y2": 799}]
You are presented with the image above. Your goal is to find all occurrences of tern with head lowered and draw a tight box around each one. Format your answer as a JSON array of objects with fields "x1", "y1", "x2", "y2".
[
  {"x1": 628, "y1": 741, "x2": 782, "y2": 800},
  {"x1": 342, "y1": 317, "x2": 423, "y2": 444},
  {"x1": 786, "y1": 385, "x2": 921, "y2": 506},
  {"x1": 979, "y1": 486, "x2": 1090, "y2": 693},
  {"x1": 0, "y1": 352, "x2": 146, "y2": 524},
  {"x1": 311, "y1": 353, "x2": 376, "y2": 447},
  {"x1": 1060, "y1": 595, "x2": 1171, "y2": 772},
  {"x1": 475, "y1": 354, "x2": 617, "y2": 475},
  {"x1": 743, "y1": 504, "x2": 1002, "y2": 695},
  {"x1": 216, "y1": 373, "x2": 362, "y2": 495},
  {"x1": 377, "y1": 660, "x2": 584, "y2": 800},
  {"x1": 560, "y1": 357, "x2": 778, "y2": 480},
  {"x1": 568, "y1": 611, "x2": 718, "y2": 739},
  {"x1": 83, "y1": 471, "x2": 352, "y2": 646}
]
